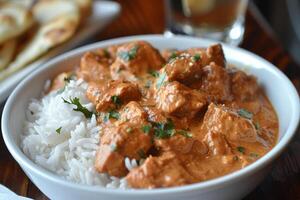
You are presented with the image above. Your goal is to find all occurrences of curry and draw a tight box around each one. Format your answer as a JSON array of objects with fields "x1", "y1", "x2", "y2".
[{"x1": 50, "y1": 41, "x2": 278, "y2": 189}]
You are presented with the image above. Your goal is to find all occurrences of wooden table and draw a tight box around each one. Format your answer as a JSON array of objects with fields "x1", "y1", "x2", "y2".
[{"x1": 1, "y1": 0, "x2": 300, "y2": 199}]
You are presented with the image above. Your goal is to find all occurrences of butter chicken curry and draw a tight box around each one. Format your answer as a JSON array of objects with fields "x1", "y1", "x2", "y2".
[{"x1": 51, "y1": 41, "x2": 278, "y2": 189}]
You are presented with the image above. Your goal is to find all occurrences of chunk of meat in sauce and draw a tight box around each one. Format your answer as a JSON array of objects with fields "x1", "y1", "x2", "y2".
[
  {"x1": 162, "y1": 44, "x2": 226, "y2": 86},
  {"x1": 186, "y1": 44, "x2": 226, "y2": 67},
  {"x1": 203, "y1": 131, "x2": 232, "y2": 156},
  {"x1": 230, "y1": 70, "x2": 259, "y2": 101},
  {"x1": 95, "y1": 122, "x2": 152, "y2": 177},
  {"x1": 126, "y1": 153, "x2": 196, "y2": 188},
  {"x1": 201, "y1": 103, "x2": 259, "y2": 145},
  {"x1": 155, "y1": 81, "x2": 206, "y2": 118},
  {"x1": 191, "y1": 63, "x2": 232, "y2": 102},
  {"x1": 86, "y1": 80, "x2": 141, "y2": 112},
  {"x1": 48, "y1": 72, "x2": 69, "y2": 92},
  {"x1": 120, "y1": 101, "x2": 148, "y2": 125},
  {"x1": 110, "y1": 41, "x2": 165, "y2": 80},
  {"x1": 155, "y1": 134, "x2": 208, "y2": 155},
  {"x1": 77, "y1": 52, "x2": 111, "y2": 83}
]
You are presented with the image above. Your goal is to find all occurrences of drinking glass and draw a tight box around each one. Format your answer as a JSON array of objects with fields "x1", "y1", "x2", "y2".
[{"x1": 164, "y1": 0, "x2": 249, "y2": 46}]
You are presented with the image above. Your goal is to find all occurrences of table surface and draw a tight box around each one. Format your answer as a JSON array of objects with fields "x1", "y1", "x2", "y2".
[{"x1": 1, "y1": 0, "x2": 300, "y2": 199}]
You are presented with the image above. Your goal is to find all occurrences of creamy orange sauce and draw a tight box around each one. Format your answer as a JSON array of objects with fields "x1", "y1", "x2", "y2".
[{"x1": 51, "y1": 41, "x2": 278, "y2": 189}]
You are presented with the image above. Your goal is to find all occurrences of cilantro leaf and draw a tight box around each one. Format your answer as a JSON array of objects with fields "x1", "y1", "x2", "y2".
[
  {"x1": 141, "y1": 125, "x2": 151, "y2": 134},
  {"x1": 237, "y1": 146, "x2": 245, "y2": 154},
  {"x1": 111, "y1": 95, "x2": 122, "y2": 107},
  {"x1": 56, "y1": 127, "x2": 62, "y2": 134},
  {"x1": 62, "y1": 97, "x2": 93, "y2": 118},
  {"x1": 192, "y1": 54, "x2": 201, "y2": 62},
  {"x1": 118, "y1": 45, "x2": 139, "y2": 61},
  {"x1": 237, "y1": 109, "x2": 253, "y2": 119}
]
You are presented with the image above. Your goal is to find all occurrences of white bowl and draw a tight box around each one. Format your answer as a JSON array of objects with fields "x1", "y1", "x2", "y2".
[{"x1": 2, "y1": 35, "x2": 300, "y2": 200}]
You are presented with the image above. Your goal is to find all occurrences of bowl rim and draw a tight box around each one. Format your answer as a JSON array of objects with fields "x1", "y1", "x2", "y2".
[{"x1": 2, "y1": 34, "x2": 300, "y2": 196}]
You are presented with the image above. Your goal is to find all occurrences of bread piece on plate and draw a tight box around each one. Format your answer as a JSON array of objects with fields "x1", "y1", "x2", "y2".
[
  {"x1": 32, "y1": 0, "x2": 80, "y2": 24},
  {"x1": 0, "y1": 12, "x2": 80, "y2": 81},
  {"x1": 0, "y1": 39, "x2": 17, "y2": 70},
  {"x1": 73, "y1": 0, "x2": 93, "y2": 21},
  {"x1": 0, "y1": 2, "x2": 34, "y2": 44}
]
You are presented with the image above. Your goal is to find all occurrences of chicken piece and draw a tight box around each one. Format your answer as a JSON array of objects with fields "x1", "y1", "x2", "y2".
[
  {"x1": 201, "y1": 103, "x2": 258, "y2": 144},
  {"x1": 186, "y1": 44, "x2": 226, "y2": 68},
  {"x1": 86, "y1": 80, "x2": 141, "y2": 112},
  {"x1": 48, "y1": 72, "x2": 69, "y2": 92},
  {"x1": 120, "y1": 101, "x2": 148, "y2": 125},
  {"x1": 160, "y1": 49, "x2": 182, "y2": 62},
  {"x1": 144, "y1": 106, "x2": 167, "y2": 123},
  {"x1": 155, "y1": 81, "x2": 206, "y2": 118},
  {"x1": 126, "y1": 153, "x2": 196, "y2": 188},
  {"x1": 95, "y1": 45, "x2": 119, "y2": 61},
  {"x1": 191, "y1": 63, "x2": 232, "y2": 102},
  {"x1": 155, "y1": 134, "x2": 208, "y2": 155},
  {"x1": 203, "y1": 131, "x2": 232, "y2": 156},
  {"x1": 162, "y1": 53, "x2": 203, "y2": 85},
  {"x1": 77, "y1": 51, "x2": 111, "y2": 82},
  {"x1": 230, "y1": 70, "x2": 259, "y2": 101},
  {"x1": 110, "y1": 41, "x2": 165, "y2": 80},
  {"x1": 95, "y1": 122, "x2": 152, "y2": 177}
]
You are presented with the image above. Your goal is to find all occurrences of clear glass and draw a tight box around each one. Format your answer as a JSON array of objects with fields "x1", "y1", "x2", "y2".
[{"x1": 164, "y1": 0, "x2": 248, "y2": 46}]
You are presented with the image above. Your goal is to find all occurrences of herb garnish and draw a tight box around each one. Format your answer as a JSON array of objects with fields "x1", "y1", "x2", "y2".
[
  {"x1": 56, "y1": 127, "x2": 62, "y2": 134},
  {"x1": 141, "y1": 125, "x2": 151, "y2": 134},
  {"x1": 168, "y1": 52, "x2": 178, "y2": 61},
  {"x1": 62, "y1": 97, "x2": 93, "y2": 118},
  {"x1": 254, "y1": 122, "x2": 260, "y2": 130},
  {"x1": 177, "y1": 130, "x2": 192, "y2": 138},
  {"x1": 237, "y1": 109, "x2": 253, "y2": 119},
  {"x1": 137, "y1": 149, "x2": 146, "y2": 159},
  {"x1": 152, "y1": 119, "x2": 175, "y2": 139},
  {"x1": 103, "y1": 110, "x2": 120, "y2": 122},
  {"x1": 110, "y1": 143, "x2": 118, "y2": 152},
  {"x1": 192, "y1": 54, "x2": 201, "y2": 62},
  {"x1": 111, "y1": 95, "x2": 122, "y2": 107},
  {"x1": 126, "y1": 127, "x2": 133, "y2": 133},
  {"x1": 237, "y1": 146, "x2": 245, "y2": 154},
  {"x1": 250, "y1": 153, "x2": 259, "y2": 158},
  {"x1": 156, "y1": 72, "x2": 167, "y2": 89},
  {"x1": 148, "y1": 70, "x2": 159, "y2": 78},
  {"x1": 103, "y1": 48, "x2": 110, "y2": 58},
  {"x1": 118, "y1": 45, "x2": 139, "y2": 61}
]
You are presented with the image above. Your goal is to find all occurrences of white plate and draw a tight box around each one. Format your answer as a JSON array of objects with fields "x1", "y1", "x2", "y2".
[{"x1": 0, "y1": 0, "x2": 121, "y2": 103}]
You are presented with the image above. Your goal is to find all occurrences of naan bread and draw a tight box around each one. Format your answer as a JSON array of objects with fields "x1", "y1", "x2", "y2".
[
  {"x1": 0, "y1": 39, "x2": 16, "y2": 70},
  {"x1": 0, "y1": 2, "x2": 34, "y2": 44},
  {"x1": 32, "y1": 0, "x2": 79, "y2": 24},
  {"x1": 0, "y1": 12, "x2": 80, "y2": 81}
]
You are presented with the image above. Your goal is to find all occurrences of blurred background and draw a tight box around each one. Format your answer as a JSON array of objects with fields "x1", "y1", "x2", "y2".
[{"x1": 253, "y1": 0, "x2": 300, "y2": 65}]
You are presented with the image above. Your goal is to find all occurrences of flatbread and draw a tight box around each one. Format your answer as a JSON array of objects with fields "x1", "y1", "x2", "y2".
[
  {"x1": 32, "y1": 0, "x2": 79, "y2": 24},
  {"x1": 0, "y1": 12, "x2": 80, "y2": 81},
  {"x1": 0, "y1": 2, "x2": 34, "y2": 44},
  {"x1": 0, "y1": 39, "x2": 16, "y2": 70}
]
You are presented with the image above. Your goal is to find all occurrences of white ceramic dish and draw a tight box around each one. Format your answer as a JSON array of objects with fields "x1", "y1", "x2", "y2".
[
  {"x1": 0, "y1": 0, "x2": 121, "y2": 103},
  {"x1": 2, "y1": 35, "x2": 300, "y2": 200}
]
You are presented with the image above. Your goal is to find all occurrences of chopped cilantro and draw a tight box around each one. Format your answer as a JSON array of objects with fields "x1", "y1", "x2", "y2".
[
  {"x1": 152, "y1": 119, "x2": 175, "y2": 139},
  {"x1": 254, "y1": 122, "x2": 260, "y2": 130},
  {"x1": 237, "y1": 146, "x2": 245, "y2": 154},
  {"x1": 111, "y1": 95, "x2": 122, "y2": 107},
  {"x1": 237, "y1": 109, "x2": 253, "y2": 119},
  {"x1": 148, "y1": 70, "x2": 160, "y2": 78},
  {"x1": 103, "y1": 110, "x2": 120, "y2": 122},
  {"x1": 56, "y1": 127, "x2": 62, "y2": 134},
  {"x1": 103, "y1": 48, "x2": 110, "y2": 58},
  {"x1": 250, "y1": 153, "x2": 259, "y2": 158},
  {"x1": 177, "y1": 130, "x2": 192, "y2": 138},
  {"x1": 156, "y1": 72, "x2": 167, "y2": 89},
  {"x1": 126, "y1": 127, "x2": 133, "y2": 133},
  {"x1": 141, "y1": 125, "x2": 151, "y2": 134},
  {"x1": 62, "y1": 97, "x2": 93, "y2": 118},
  {"x1": 137, "y1": 149, "x2": 146, "y2": 159},
  {"x1": 168, "y1": 52, "x2": 178, "y2": 61},
  {"x1": 192, "y1": 54, "x2": 201, "y2": 62},
  {"x1": 110, "y1": 144, "x2": 118, "y2": 152},
  {"x1": 118, "y1": 45, "x2": 139, "y2": 61}
]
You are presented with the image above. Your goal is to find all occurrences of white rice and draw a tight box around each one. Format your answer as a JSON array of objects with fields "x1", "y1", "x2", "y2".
[{"x1": 21, "y1": 79, "x2": 136, "y2": 189}]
